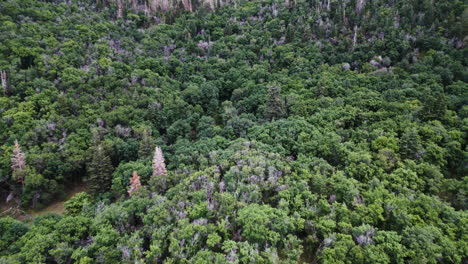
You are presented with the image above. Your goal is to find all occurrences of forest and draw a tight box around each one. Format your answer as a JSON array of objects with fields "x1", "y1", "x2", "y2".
[{"x1": 0, "y1": 0, "x2": 467, "y2": 263}]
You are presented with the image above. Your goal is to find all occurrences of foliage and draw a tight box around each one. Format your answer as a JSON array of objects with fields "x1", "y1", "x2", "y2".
[{"x1": 0, "y1": 0, "x2": 466, "y2": 263}]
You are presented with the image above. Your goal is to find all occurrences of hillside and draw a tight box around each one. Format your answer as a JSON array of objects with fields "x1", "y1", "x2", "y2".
[{"x1": 0, "y1": 0, "x2": 467, "y2": 263}]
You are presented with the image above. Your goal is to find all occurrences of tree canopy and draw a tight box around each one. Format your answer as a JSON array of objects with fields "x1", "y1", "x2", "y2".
[{"x1": 0, "y1": 0, "x2": 466, "y2": 263}]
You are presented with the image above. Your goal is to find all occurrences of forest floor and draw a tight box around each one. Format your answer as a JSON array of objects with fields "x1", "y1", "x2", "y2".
[
  {"x1": 0, "y1": 183, "x2": 87, "y2": 222},
  {"x1": 24, "y1": 183, "x2": 88, "y2": 220}
]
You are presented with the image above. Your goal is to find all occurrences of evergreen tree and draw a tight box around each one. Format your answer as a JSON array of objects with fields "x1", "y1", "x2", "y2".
[
  {"x1": 87, "y1": 144, "x2": 114, "y2": 195},
  {"x1": 264, "y1": 85, "x2": 285, "y2": 121},
  {"x1": 420, "y1": 92, "x2": 447, "y2": 121},
  {"x1": 400, "y1": 128, "x2": 425, "y2": 160},
  {"x1": 138, "y1": 129, "x2": 155, "y2": 159}
]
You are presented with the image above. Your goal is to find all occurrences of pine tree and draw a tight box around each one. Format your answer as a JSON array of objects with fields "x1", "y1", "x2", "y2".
[
  {"x1": 87, "y1": 144, "x2": 114, "y2": 195},
  {"x1": 152, "y1": 147, "x2": 167, "y2": 177},
  {"x1": 420, "y1": 92, "x2": 447, "y2": 121},
  {"x1": 127, "y1": 171, "x2": 141, "y2": 196},
  {"x1": 138, "y1": 129, "x2": 155, "y2": 159},
  {"x1": 11, "y1": 140, "x2": 26, "y2": 186},
  {"x1": 400, "y1": 128, "x2": 424, "y2": 160},
  {"x1": 264, "y1": 85, "x2": 285, "y2": 121}
]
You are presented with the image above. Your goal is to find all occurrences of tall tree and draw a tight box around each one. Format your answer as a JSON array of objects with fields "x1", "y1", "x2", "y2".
[
  {"x1": 116, "y1": 0, "x2": 123, "y2": 18},
  {"x1": 1, "y1": 70, "x2": 8, "y2": 95},
  {"x1": 400, "y1": 128, "x2": 424, "y2": 160},
  {"x1": 11, "y1": 140, "x2": 26, "y2": 187},
  {"x1": 138, "y1": 129, "x2": 155, "y2": 160},
  {"x1": 152, "y1": 147, "x2": 167, "y2": 177},
  {"x1": 127, "y1": 171, "x2": 141, "y2": 196},
  {"x1": 264, "y1": 85, "x2": 285, "y2": 121},
  {"x1": 87, "y1": 144, "x2": 114, "y2": 195}
]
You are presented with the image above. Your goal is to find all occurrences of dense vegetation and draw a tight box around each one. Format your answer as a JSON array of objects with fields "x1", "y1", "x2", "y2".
[{"x1": 0, "y1": 0, "x2": 467, "y2": 263}]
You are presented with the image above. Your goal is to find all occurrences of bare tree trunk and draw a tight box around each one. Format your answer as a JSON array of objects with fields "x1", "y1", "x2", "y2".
[
  {"x1": 394, "y1": 10, "x2": 399, "y2": 28},
  {"x1": 352, "y1": 25, "x2": 358, "y2": 51},
  {"x1": 183, "y1": 0, "x2": 192, "y2": 11},
  {"x1": 342, "y1": 3, "x2": 347, "y2": 25},
  {"x1": 356, "y1": 0, "x2": 366, "y2": 14},
  {"x1": 32, "y1": 192, "x2": 41, "y2": 209},
  {"x1": 1, "y1": 70, "x2": 7, "y2": 95},
  {"x1": 117, "y1": 0, "x2": 123, "y2": 18}
]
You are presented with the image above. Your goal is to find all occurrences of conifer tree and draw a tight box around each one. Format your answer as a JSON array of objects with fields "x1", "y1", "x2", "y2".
[
  {"x1": 400, "y1": 128, "x2": 424, "y2": 160},
  {"x1": 87, "y1": 144, "x2": 114, "y2": 195},
  {"x1": 138, "y1": 129, "x2": 155, "y2": 160},
  {"x1": 150, "y1": 147, "x2": 168, "y2": 192},
  {"x1": 152, "y1": 147, "x2": 167, "y2": 177},
  {"x1": 265, "y1": 85, "x2": 285, "y2": 121},
  {"x1": 11, "y1": 140, "x2": 26, "y2": 186},
  {"x1": 127, "y1": 171, "x2": 141, "y2": 196}
]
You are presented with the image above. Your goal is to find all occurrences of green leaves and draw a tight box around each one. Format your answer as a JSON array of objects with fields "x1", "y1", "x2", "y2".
[
  {"x1": 87, "y1": 144, "x2": 114, "y2": 195},
  {"x1": 111, "y1": 160, "x2": 152, "y2": 196},
  {"x1": 64, "y1": 192, "x2": 92, "y2": 216},
  {"x1": 0, "y1": 0, "x2": 466, "y2": 263},
  {"x1": 237, "y1": 204, "x2": 296, "y2": 246},
  {"x1": 0, "y1": 217, "x2": 28, "y2": 256}
]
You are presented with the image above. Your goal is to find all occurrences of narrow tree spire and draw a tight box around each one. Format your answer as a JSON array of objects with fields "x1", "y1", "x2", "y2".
[
  {"x1": 138, "y1": 129, "x2": 155, "y2": 159},
  {"x1": 152, "y1": 147, "x2": 167, "y2": 177},
  {"x1": 127, "y1": 171, "x2": 141, "y2": 196},
  {"x1": 264, "y1": 85, "x2": 285, "y2": 121},
  {"x1": 87, "y1": 144, "x2": 114, "y2": 195},
  {"x1": 11, "y1": 140, "x2": 26, "y2": 186}
]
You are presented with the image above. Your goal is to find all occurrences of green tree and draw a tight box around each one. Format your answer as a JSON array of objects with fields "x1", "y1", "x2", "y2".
[
  {"x1": 138, "y1": 129, "x2": 155, "y2": 160},
  {"x1": 237, "y1": 204, "x2": 296, "y2": 246},
  {"x1": 264, "y1": 84, "x2": 285, "y2": 121},
  {"x1": 400, "y1": 127, "x2": 424, "y2": 160},
  {"x1": 87, "y1": 144, "x2": 114, "y2": 195},
  {"x1": 64, "y1": 192, "x2": 92, "y2": 216},
  {"x1": 0, "y1": 217, "x2": 28, "y2": 256}
]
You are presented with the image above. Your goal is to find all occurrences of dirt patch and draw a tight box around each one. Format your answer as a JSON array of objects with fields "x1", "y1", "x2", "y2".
[
  {"x1": 1, "y1": 183, "x2": 88, "y2": 222},
  {"x1": 25, "y1": 183, "x2": 88, "y2": 219}
]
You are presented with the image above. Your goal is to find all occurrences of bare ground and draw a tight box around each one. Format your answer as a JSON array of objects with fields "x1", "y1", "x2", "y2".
[{"x1": 1, "y1": 183, "x2": 87, "y2": 222}]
